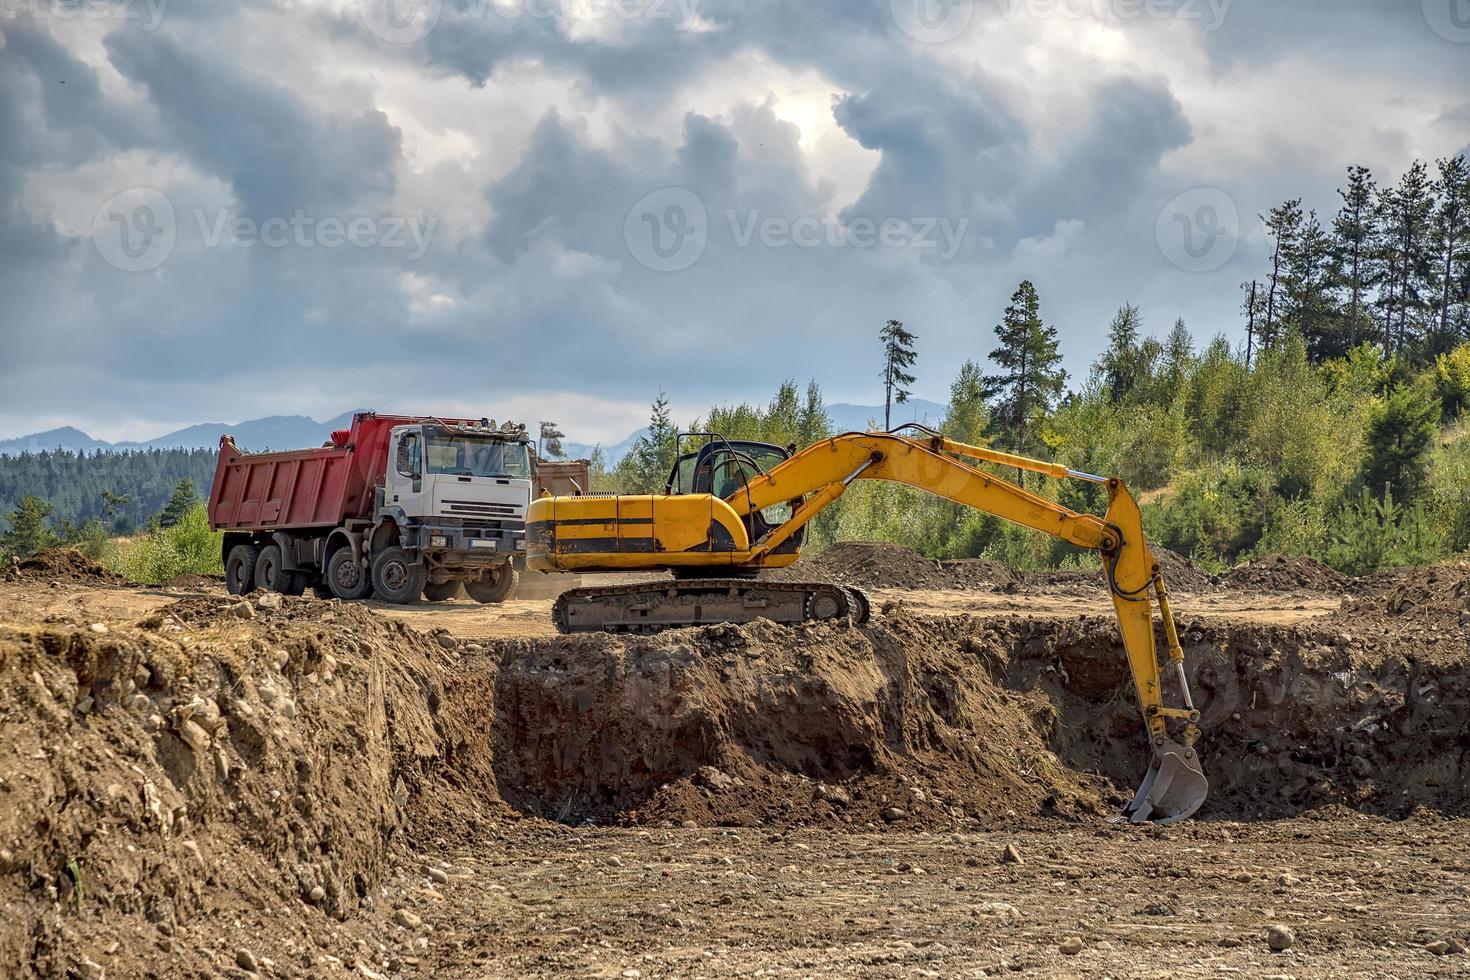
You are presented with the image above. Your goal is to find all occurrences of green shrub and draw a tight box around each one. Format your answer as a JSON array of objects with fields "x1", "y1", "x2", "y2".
[{"x1": 106, "y1": 503, "x2": 222, "y2": 584}]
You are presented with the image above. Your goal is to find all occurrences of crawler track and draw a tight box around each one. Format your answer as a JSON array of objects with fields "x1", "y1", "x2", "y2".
[{"x1": 551, "y1": 578, "x2": 872, "y2": 633}]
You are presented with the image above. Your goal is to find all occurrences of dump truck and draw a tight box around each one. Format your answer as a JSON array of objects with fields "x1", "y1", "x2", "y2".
[{"x1": 207, "y1": 412, "x2": 533, "y2": 604}]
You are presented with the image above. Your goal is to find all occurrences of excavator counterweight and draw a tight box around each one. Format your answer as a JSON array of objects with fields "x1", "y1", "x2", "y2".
[{"x1": 526, "y1": 428, "x2": 1208, "y2": 823}]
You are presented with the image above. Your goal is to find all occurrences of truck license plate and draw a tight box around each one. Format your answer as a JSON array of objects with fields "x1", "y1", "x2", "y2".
[{"x1": 470, "y1": 539, "x2": 497, "y2": 549}]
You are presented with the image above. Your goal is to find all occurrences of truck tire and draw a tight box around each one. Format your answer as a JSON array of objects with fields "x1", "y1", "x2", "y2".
[
  {"x1": 255, "y1": 544, "x2": 307, "y2": 596},
  {"x1": 326, "y1": 548, "x2": 373, "y2": 601},
  {"x1": 422, "y1": 580, "x2": 463, "y2": 602},
  {"x1": 371, "y1": 546, "x2": 424, "y2": 605},
  {"x1": 465, "y1": 564, "x2": 519, "y2": 604},
  {"x1": 226, "y1": 544, "x2": 261, "y2": 596}
]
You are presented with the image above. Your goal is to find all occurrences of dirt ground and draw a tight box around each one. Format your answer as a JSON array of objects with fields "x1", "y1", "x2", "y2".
[{"x1": 0, "y1": 546, "x2": 1466, "y2": 978}]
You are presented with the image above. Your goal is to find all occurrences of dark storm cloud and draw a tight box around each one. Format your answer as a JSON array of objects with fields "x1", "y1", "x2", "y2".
[
  {"x1": 104, "y1": 28, "x2": 402, "y2": 217},
  {"x1": 1, "y1": 1, "x2": 1468, "y2": 441}
]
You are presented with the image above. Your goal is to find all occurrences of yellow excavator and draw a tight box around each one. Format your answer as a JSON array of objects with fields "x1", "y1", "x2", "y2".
[{"x1": 526, "y1": 426, "x2": 1208, "y2": 823}]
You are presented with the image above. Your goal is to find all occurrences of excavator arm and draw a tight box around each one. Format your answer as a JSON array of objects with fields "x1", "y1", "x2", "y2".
[{"x1": 526, "y1": 428, "x2": 1209, "y2": 822}]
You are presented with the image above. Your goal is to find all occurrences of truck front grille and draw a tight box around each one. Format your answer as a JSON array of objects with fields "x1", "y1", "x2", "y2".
[{"x1": 443, "y1": 499, "x2": 522, "y2": 518}]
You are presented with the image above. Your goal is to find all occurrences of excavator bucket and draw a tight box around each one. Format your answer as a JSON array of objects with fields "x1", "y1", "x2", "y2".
[{"x1": 1124, "y1": 738, "x2": 1209, "y2": 824}]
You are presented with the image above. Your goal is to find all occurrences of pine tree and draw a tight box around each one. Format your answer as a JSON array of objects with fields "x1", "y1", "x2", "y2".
[
  {"x1": 1333, "y1": 165, "x2": 1378, "y2": 349},
  {"x1": 1377, "y1": 162, "x2": 1437, "y2": 357},
  {"x1": 1285, "y1": 210, "x2": 1342, "y2": 362},
  {"x1": 1162, "y1": 318, "x2": 1194, "y2": 391},
  {"x1": 1098, "y1": 304, "x2": 1143, "y2": 402},
  {"x1": 158, "y1": 479, "x2": 198, "y2": 529},
  {"x1": 538, "y1": 422, "x2": 566, "y2": 459},
  {"x1": 1, "y1": 495, "x2": 59, "y2": 560},
  {"x1": 944, "y1": 361, "x2": 989, "y2": 444},
  {"x1": 618, "y1": 392, "x2": 678, "y2": 493},
  {"x1": 1262, "y1": 199, "x2": 1304, "y2": 350},
  {"x1": 1430, "y1": 155, "x2": 1470, "y2": 349},
  {"x1": 879, "y1": 319, "x2": 918, "y2": 430},
  {"x1": 982, "y1": 281, "x2": 1067, "y2": 459},
  {"x1": 1240, "y1": 280, "x2": 1264, "y2": 367},
  {"x1": 1362, "y1": 380, "x2": 1441, "y2": 499},
  {"x1": 796, "y1": 380, "x2": 833, "y2": 447}
]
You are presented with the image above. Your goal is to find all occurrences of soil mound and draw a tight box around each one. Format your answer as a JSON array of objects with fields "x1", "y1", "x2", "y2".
[
  {"x1": 1336, "y1": 561, "x2": 1470, "y2": 650},
  {"x1": 1224, "y1": 554, "x2": 1350, "y2": 593},
  {"x1": 0, "y1": 594, "x2": 490, "y2": 977},
  {"x1": 805, "y1": 541, "x2": 956, "y2": 589},
  {"x1": 8, "y1": 547, "x2": 125, "y2": 586}
]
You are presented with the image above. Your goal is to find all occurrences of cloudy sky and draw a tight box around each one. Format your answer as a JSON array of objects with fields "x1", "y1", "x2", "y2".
[{"x1": 1, "y1": 0, "x2": 1467, "y2": 445}]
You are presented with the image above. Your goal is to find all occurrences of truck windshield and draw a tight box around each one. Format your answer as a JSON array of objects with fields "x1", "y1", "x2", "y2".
[{"x1": 424, "y1": 435, "x2": 530, "y2": 478}]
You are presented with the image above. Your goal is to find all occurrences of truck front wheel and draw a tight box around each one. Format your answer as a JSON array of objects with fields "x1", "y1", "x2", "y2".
[
  {"x1": 465, "y1": 564, "x2": 519, "y2": 604},
  {"x1": 326, "y1": 548, "x2": 373, "y2": 601},
  {"x1": 371, "y1": 547, "x2": 424, "y2": 605},
  {"x1": 226, "y1": 544, "x2": 261, "y2": 596}
]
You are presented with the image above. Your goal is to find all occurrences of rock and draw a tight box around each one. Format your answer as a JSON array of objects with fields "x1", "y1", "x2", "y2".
[
  {"x1": 1000, "y1": 843, "x2": 1024, "y2": 865},
  {"x1": 78, "y1": 957, "x2": 105, "y2": 979},
  {"x1": 393, "y1": 908, "x2": 423, "y2": 930},
  {"x1": 256, "y1": 592, "x2": 283, "y2": 610},
  {"x1": 1218, "y1": 936, "x2": 1243, "y2": 948},
  {"x1": 89, "y1": 622, "x2": 109, "y2": 635},
  {"x1": 605, "y1": 856, "x2": 623, "y2": 868},
  {"x1": 308, "y1": 885, "x2": 326, "y2": 904},
  {"x1": 177, "y1": 719, "x2": 211, "y2": 754},
  {"x1": 428, "y1": 868, "x2": 449, "y2": 885},
  {"x1": 235, "y1": 947, "x2": 259, "y2": 972},
  {"x1": 880, "y1": 807, "x2": 907, "y2": 823},
  {"x1": 1059, "y1": 937, "x2": 1084, "y2": 956},
  {"x1": 695, "y1": 766, "x2": 735, "y2": 792},
  {"x1": 971, "y1": 901, "x2": 1021, "y2": 919},
  {"x1": 680, "y1": 819, "x2": 698, "y2": 830},
  {"x1": 815, "y1": 783, "x2": 852, "y2": 807},
  {"x1": 1426, "y1": 941, "x2": 1452, "y2": 955},
  {"x1": 231, "y1": 602, "x2": 257, "y2": 620},
  {"x1": 1266, "y1": 924, "x2": 1294, "y2": 952},
  {"x1": 435, "y1": 633, "x2": 459, "y2": 650}
]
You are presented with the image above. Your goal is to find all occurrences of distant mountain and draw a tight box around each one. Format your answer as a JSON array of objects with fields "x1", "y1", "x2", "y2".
[
  {"x1": 826, "y1": 398, "x2": 947, "y2": 433},
  {"x1": 1, "y1": 399, "x2": 952, "y2": 462},
  {"x1": 0, "y1": 412, "x2": 363, "y2": 456},
  {"x1": 556, "y1": 398, "x2": 950, "y2": 468}
]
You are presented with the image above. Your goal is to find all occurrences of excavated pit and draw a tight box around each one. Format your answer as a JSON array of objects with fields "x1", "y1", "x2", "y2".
[{"x1": 3, "y1": 549, "x2": 1469, "y2": 975}]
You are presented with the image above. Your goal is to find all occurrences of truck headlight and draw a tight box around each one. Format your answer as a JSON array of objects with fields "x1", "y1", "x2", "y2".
[{"x1": 430, "y1": 534, "x2": 447, "y2": 548}]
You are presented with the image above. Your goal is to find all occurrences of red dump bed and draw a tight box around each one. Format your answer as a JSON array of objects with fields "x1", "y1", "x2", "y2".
[{"x1": 207, "y1": 412, "x2": 482, "y2": 532}]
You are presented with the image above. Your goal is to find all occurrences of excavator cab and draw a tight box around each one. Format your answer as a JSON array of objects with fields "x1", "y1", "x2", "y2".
[{"x1": 665, "y1": 436, "x2": 803, "y2": 552}]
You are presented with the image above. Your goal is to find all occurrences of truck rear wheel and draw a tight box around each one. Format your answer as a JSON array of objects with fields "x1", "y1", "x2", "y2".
[
  {"x1": 465, "y1": 564, "x2": 518, "y2": 604},
  {"x1": 371, "y1": 547, "x2": 424, "y2": 605},
  {"x1": 423, "y1": 580, "x2": 463, "y2": 602},
  {"x1": 326, "y1": 548, "x2": 373, "y2": 601},
  {"x1": 226, "y1": 545, "x2": 261, "y2": 596},
  {"x1": 255, "y1": 544, "x2": 306, "y2": 596}
]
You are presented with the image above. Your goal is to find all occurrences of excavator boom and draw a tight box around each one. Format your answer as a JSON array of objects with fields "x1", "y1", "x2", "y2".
[{"x1": 526, "y1": 429, "x2": 1208, "y2": 823}]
